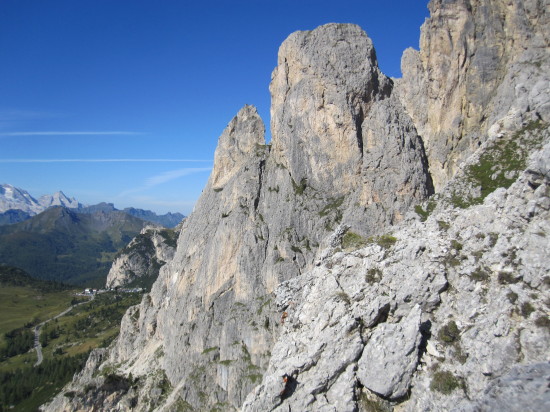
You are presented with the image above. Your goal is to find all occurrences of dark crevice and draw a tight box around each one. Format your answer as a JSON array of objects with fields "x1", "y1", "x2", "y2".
[
  {"x1": 417, "y1": 133, "x2": 436, "y2": 196},
  {"x1": 417, "y1": 319, "x2": 432, "y2": 366},
  {"x1": 254, "y1": 159, "x2": 266, "y2": 211},
  {"x1": 355, "y1": 106, "x2": 365, "y2": 157}
]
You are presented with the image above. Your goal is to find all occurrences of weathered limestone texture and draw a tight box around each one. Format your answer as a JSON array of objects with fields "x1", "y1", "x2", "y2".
[
  {"x1": 398, "y1": 0, "x2": 550, "y2": 191},
  {"x1": 244, "y1": 130, "x2": 550, "y2": 411}
]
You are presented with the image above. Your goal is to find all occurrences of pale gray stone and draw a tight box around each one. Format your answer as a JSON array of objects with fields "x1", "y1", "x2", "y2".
[{"x1": 357, "y1": 305, "x2": 422, "y2": 399}]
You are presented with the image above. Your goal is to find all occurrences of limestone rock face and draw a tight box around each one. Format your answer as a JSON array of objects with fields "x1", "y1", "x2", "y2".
[
  {"x1": 244, "y1": 129, "x2": 550, "y2": 412},
  {"x1": 398, "y1": 0, "x2": 550, "y2": 191},
  {"x1": 105, "y1": 225, "x2": 179, "y2": 289},
  {"x1": 44, "y1": 23, "x2": 432, "y2": 412},
  {"x1": 357, "y1": 305, "x2": 422, "y2": 399},
  {"x1": 270, "y1": 23, "x2": 391, "y2": 195},
  {"x1": 270, "y1": 24, "x2": 431, "y2": 229},
  {"x1": 462, "y1": 363, "x2": 550, "y2": 412}
]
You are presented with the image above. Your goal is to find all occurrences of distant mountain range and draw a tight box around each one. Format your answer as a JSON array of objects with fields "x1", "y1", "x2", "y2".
[
  {"x1": 0, "y1": 206, "x2": 150, "y2": 286},
  {"x1": 0, "y1": 184, "x2": 184, "y2": 228}
]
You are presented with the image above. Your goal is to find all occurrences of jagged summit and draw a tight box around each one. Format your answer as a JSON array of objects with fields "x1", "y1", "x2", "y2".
[
  {"x1": 39, "y1": 190, "x2": 82, "y2": 210},
  {"x1": 270, "y1": 23, "x2": 392, "y2": 194},
  {"x1": 0, "y1": 183, "x2": 42, "y2": 214}
]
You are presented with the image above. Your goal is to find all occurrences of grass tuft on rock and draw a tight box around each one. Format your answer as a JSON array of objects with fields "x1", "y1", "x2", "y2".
[
  {"x1": 342, "y1": 231, "x2": 367, "y2": 250},
  {"x1": 430, "y1": 370, "x2": 462, "y2": 394}
]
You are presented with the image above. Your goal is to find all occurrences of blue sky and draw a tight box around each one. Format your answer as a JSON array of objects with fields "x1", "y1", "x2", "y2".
[{"x1": 0, "y1": 0, "x2": 429, "y2": 215}]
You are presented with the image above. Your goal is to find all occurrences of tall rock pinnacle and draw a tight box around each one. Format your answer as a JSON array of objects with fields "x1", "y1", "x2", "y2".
[
  {"x1": 44, "y1": 22, "x2": 441, "y2": 412},
  {"x1": 270, "y1": 23, "x2": 391, "y2": 194},
  {"x1": 212, "y1": 105, "x2": 265, "y2": 189}
]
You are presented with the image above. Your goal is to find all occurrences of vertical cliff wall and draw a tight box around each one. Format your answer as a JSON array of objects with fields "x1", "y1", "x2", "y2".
[{"x1": 398, "y1": 0, "x2": 550, "y2": 190}]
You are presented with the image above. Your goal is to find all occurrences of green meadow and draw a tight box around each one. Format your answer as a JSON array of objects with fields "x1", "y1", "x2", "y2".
[{"x1": 0, "y1": 265, "x2": 142, "y2": 411}]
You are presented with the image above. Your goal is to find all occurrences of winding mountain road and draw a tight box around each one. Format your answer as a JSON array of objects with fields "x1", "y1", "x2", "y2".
[{"x1": 34, "y1": 295, "x2": 93, "y2": 367}]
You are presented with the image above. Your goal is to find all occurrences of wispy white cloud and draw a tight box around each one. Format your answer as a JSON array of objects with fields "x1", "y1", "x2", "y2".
[
  {"x1": 0, "y1": 158, "x2": 212, "y2": 163},
  {"x1": 144, "y1": 168, "x2": 212, "y2": 186},
  {"x1": 118, "y1": 167, "x2": 211, "y2": 197},
  {"x1": 0, "y1": 131, "x2": 142, "y2": 136}
]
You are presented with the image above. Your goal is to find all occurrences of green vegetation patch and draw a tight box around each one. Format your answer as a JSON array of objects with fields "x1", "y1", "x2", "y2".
[
  {"x1": 370, "y1": 234, "x2": 397, "y2": 249},
  {"x1": 438, "y1": 320, "x2": 460, "y2": 344},
  {"x1": 450, "y1": 239, "x2": 463, "y2": 252},
  {"x1": 358, "y1": 390, "x2": 392, "y2": 412},
  {"x1": 0, "y1": 268, "x2": 75, "y2": 339},
  {"x1": 437, "y1": 220, "x2": 450, "y2": 231},
  {"x1": 0, "y1": 289, "x2": 142, "y2": 410},
  {"x1": 0, "y1": 208, "x2": 145, "y2": 286},
  {"x1": 335, "y1": 291, "x2": 351, "y2": 305},
  {"x1": 246, "y1": 373, "x2": 263, "y2": 384},
  {"x1": 159, "y1": 229, "x2": 178, "y2": 248},
  {"x1": 366, "y1": 267, "x2": 383, "y2": 284},
  {"x1": 470, "y1": 267, "x2": 490, "y2": 282},
  {"x1": 291, "y1": 177, "x2": 308, "y2": 195},
  {"x1": 415, "y1": 200, "x2": 436, "y2": 222},
  {"x1": 342, "y1": 231, "x2": 367, "y2": 251},
  {"x1": 520, "y1": 302, "x2": 535, "y2": 318},
  {"x1": 535, "y1": 316, "x2": 550, "y2": 329},
  {"x1": 319, "y1": 196, "x2": 345, "y2": 217},
  {"x1": 498, "y1": 272, "x2": 520, "y2": 285},
  {"x1": 0, "y1": 352, "x2": 89, "y2": 411},
  {"x1": 202, "y1": 346, "x2": 219, "y2": 355},
  {"x1": 506, "y1": 291, "x2": 518, "y2": 304},
  {"x1": 451, "y1": 120, "x2": 547, "y2": 208},
  {"x1": 430, "y1": 370, "x2": 462, "y2": 394}
]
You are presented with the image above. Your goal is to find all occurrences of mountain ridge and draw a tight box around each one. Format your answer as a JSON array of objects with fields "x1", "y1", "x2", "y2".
[
  {"x1": 0, "y1": 184, "x2": 184, "y2": 228},
  {"x1": 43, "y1": 0, "x2": 549, "y2": 410},
  {"x1": 0, "y1": 206, "x2": 150, "y2": 286}
]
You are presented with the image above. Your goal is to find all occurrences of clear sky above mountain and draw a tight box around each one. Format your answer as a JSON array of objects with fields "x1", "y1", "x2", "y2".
[{"x1": 0, "y1": 0, "x2": 429, "y2": 214}]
